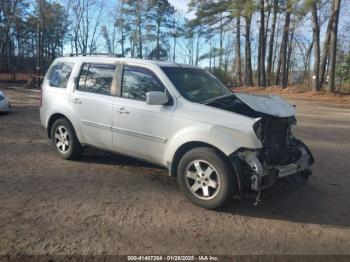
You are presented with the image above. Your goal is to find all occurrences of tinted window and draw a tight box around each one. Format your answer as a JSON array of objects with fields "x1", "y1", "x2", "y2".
[
  {"x1": 121, "y1": 66, "x2": 164, "y2": 101},
  {"x1": 77, "y1": 63, "x2": 115, "y2": 96},
  {"x1": 49, "y1": 62, "x2": 73, "y2": 88}
]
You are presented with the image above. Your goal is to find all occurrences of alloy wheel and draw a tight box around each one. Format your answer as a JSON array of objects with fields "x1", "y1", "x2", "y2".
[
  {"x1": 185, "y1": 160, "x2": 220, "y2": 200},
  {"x1": 54, "y1": 126, "x2": 70, "y2": 153}
]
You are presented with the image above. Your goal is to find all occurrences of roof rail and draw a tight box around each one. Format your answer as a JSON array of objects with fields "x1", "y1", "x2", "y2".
[{"x1": 64, "y1": 53, "x2": 124, "y2": 58}]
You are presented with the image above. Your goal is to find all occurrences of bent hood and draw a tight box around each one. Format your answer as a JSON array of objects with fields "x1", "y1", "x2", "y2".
[
  {"x1": 205, "y1": 93, "x2": 295, "y2": 118},
  {"x1": 233, "y1": 93, "x2": 295, "y2": 117}
]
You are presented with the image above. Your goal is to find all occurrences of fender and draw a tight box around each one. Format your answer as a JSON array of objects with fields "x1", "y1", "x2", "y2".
[
  {"x1": 164, "y1": 124, "x2": 262, "y2": 165},
  {"x1": 45, "y1": 107, "x2": 84, "y2": 143}
]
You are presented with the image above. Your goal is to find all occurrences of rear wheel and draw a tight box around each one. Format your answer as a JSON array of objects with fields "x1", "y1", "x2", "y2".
[
  {"x1": 51, "y1": 118, "x2": 82, "y2": 160},
  {"x1": 177, "y1": 147, "x2": 235, "y2": 209}
]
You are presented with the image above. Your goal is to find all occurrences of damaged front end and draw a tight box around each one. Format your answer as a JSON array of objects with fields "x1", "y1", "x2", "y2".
[
  {"x1": 206, "y1": 93, "x2": 314, "y2": 192},
  {"x1": 237, "y1": 123, "x2": 314, "y2": 192}
]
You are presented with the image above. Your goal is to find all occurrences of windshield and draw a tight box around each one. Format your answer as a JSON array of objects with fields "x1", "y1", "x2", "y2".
[{"x1": 161, "y1": 67, "x2": 232, "y2": 103}]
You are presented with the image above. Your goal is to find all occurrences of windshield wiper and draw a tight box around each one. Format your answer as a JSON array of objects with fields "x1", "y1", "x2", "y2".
[{"x1": 201, "y1": 93, "x2": 234, "y2": 104}]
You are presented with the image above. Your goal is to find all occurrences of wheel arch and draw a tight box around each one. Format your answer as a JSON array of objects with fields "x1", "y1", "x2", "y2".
[
  {"x1": 169, "y1": 141, "x2": 228, "y2": 178},
  {"x1": 169, "y1": 141, "x2": 243, "y2": 191},
  {"x1": 47, "y1": 113, "x2": 75, "y2": 139}
]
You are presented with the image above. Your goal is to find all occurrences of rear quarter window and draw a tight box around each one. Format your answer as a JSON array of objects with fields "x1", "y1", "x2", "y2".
[{"x1": 48, "y1": 62, "x2": 74, "y2": 88}]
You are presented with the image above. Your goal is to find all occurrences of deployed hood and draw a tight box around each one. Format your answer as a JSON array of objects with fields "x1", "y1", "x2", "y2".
[
  {"x1": 205, "y1": 93, "x2": 295, "y2": 118},
  {"x1": 234, "y1": 93, "x2": 295, "y2": 117}
]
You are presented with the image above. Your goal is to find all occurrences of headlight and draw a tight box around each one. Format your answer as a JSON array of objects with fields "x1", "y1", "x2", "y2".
[{"x1": 253, "y1": 119, "x2": 263, "y2": 140}]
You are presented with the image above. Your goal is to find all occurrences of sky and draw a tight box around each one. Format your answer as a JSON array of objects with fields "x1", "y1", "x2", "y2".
[{"x1": 169, "y1": 0, "x2": 190, "y2": 13}]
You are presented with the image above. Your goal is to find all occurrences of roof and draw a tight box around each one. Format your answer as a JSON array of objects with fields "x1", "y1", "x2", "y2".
[{"x1": 55, "y1": 55, "x2": 199, "y2": 69}]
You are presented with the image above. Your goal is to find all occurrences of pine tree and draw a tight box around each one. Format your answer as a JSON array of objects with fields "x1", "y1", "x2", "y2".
[{"x1": 147, "y1": 0, "x2": 175, "y2": 60}]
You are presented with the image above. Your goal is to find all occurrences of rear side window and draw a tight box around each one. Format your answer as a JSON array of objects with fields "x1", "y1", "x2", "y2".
[
  {"x1": 121, "y1": 66, "x2": 165, "y2": 101},
  {"x1": 77, "y1": 63, "x2": 115, "y2": 96},
  {"x1": 49, "y1": 62, "x2": 74, "y2": 88}
]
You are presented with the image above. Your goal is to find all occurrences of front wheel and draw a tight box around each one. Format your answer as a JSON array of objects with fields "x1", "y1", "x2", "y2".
[{"x1": 177, "y1": 147, "x2": 235, "y2": 209}]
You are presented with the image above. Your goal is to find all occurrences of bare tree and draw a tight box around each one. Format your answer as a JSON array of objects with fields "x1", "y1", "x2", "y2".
[
  {"x1": 319, "y1": 14, "x2": 332, "y2": 88},
  {"x1": 101, "y1": 25, "x2": 118, "y2": 54},
  {"x1": 244, "y1": 13, "x2": 253, "y2": 86},
  {"x1": 115, "y1": 0, "x2": 128, "y2": 56},
  {"x1": 235, "y1": 16, "x2": 242, "y2": 85},
  {"x1": 257, "y1": 0, "x2": 267, "y2": 87},
  {"x1": 170, "y1": 12, "x2": 183, "y2": 62},
  {"x1": 311, "y1": 1, "x2": 320, "y2": 91},
  {"x1": 71, "y1": 0, "x2": 103, "y2": 54},
  {"x1": 277, "y1": 0, "x2": 292, "y2": 88},
  {"x1": 328, "y1": 0, "x2": 341, "y2": 92},
  {"x1": 267, "y1": 0, "x2": 278, "y2": 85}
]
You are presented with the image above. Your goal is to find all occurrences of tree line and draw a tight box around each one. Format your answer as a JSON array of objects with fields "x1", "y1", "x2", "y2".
[{"x1": 0, "y1": 0, "x2": 349, "y2": 92}]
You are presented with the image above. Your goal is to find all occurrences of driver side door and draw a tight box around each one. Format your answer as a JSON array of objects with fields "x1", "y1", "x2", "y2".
[{"x1": 112, "y1": 65, "x2": 175, "y2": 165}]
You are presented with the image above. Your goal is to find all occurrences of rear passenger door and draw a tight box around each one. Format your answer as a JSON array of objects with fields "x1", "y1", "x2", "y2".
[{"x1": 70, "y1": 63, "x2": 116, "y2": 150}]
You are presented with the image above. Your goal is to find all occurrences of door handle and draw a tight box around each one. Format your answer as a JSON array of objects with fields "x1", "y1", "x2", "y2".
[
  {"x1": 115, "y1": 107, "x2": 130, "y2": 114},
  {"x1": 73, "y1": 98, "x2": 82, "y2": 104}
]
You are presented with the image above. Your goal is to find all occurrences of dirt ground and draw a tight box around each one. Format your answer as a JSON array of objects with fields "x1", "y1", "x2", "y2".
[{"x1": 0, "y1": 86, "x2": 349, "y2": 255}]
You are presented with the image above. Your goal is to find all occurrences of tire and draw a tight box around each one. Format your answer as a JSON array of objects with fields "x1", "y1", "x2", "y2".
[
  {"x1": 50, "y1": 118, "x2": 82, "y2": 160},
  {"x1": 177, "y1": 147, "x2": 235, "y2": 209}
]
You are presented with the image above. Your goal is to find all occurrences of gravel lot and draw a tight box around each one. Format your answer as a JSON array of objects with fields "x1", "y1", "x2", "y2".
[{"x1": 0, "y1": 86, "x2": 349, "y2": 255}]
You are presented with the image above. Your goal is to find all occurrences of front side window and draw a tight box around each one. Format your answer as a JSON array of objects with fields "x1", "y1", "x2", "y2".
[
  {"x1": 77, "y1": 63, "x2": 115, "y2": 96},
  {"x1": 121, "y1": 66, "x2": 165, "y2": 101},
  {"x1": 161, "y1": 67, "x2": 232, "y2": 103},
  {"x1": 49, "y1": 62, "x2": 74, "y2": 88}
]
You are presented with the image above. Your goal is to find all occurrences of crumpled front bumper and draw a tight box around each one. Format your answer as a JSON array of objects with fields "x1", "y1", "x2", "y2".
[
  {"x1": 239, "y1": 146, "x2": 314, "y2": 191},
  {"x1": 265, "y1": 147, "x2": 312, "y2": 178}
]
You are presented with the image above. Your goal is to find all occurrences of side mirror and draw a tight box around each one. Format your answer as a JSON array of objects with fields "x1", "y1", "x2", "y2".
[{"x1": 146, "y1": 91, "x2": 169, "y2": 105}]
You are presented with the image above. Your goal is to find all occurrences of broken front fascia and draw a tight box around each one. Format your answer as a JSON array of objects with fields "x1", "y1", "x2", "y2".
[{"x1": 237, "y1": 148, "x2": 312, "y2": 191}]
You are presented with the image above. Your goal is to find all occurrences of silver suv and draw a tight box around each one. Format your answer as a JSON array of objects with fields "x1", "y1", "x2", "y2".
[{"x1": 40, "y1": 55, "x2": 314, "y2": 209}]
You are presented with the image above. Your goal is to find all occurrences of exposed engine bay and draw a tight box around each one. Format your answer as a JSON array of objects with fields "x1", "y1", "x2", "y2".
[
  {"x1": 205, "y1": 93, "x2": 314, "y2": 192},
  {"x1": 254, "y1": 116, "x2": 302, "y2": 166}
]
